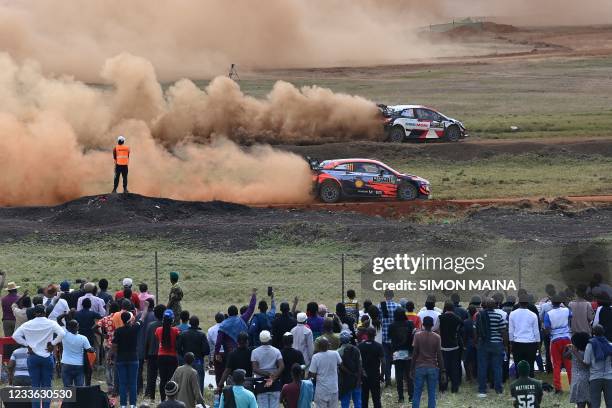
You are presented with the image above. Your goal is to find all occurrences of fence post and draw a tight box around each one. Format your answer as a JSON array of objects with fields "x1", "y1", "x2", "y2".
[
  {"x1": 155, "y1": 251, "x2": 159, "y2": 301},
  {"x1": 518, "y1": 256, "x2": 522, "y2": 290},
  {"x1": 341, "y1": 253, "x2": 345, "y2": 303}
]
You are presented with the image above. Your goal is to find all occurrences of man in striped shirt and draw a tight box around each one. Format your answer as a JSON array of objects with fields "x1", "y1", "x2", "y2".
[
  {"x1": 475, "y1": 298, "x2": 507, "y2": 398},
  {"x1": 379, "y1": 289, "x2": 399, "y2": 387}
]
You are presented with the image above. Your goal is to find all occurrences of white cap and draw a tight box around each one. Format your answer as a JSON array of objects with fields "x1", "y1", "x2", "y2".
[
  {"x1": 122, "y1": 278, "x2": 133, "y2": 287},
  {"x1": 259, "y1": 330, "x2": 272, "y2": 343},
  {"x1": 117, "y1": 135, "x2": 126, "y2": 143},
  {"x1": 297, "y1": 312, "x2": 307, "y2": 323}
]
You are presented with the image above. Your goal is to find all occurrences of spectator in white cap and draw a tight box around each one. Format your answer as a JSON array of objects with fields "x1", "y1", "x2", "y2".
[
  {"x1": 291, "y1": 313, "x2": 314, "y2": 366},
  {"x1": 115, "y1": 278, "x2": 140, "y2": 309},
  {"x1": 251, "y1": 330, "x2": 284, "y2": 408}
]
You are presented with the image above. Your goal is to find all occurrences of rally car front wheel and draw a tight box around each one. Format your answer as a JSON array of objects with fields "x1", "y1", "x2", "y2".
[
  {"x1": 389, "y1": 127, "x2": 405, "y2": 143},
  {"x1": 319, "y1": 181, "x2": 341, "y2": 203},
  {"x1": 444, "y1": 125, "x2": 461, "y2": 142},
  {"x1": 397, "y1": 183, "x2": 418, "y2": 201}
]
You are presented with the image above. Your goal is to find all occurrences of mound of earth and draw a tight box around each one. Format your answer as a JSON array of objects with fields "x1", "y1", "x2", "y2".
[{"x1": 0, "y1": 194, "x2": 250, "y2": 227}]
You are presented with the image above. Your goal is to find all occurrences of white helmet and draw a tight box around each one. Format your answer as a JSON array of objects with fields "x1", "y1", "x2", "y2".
[{"x1": 117, "y1": 135, "x2": 126, "y2": 144}]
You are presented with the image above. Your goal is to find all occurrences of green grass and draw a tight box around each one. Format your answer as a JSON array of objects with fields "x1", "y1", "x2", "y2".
[{"x1": 391, "y1": 154, "x2": 612, "y2": 199}]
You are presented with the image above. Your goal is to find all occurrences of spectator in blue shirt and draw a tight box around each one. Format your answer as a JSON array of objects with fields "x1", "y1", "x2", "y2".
[
  {"x1": 60, "y1": 319, "x2": 94, "y2": 386},
  {"x1": 220, "y1": 369, "x2": 258, "y2": 408}
]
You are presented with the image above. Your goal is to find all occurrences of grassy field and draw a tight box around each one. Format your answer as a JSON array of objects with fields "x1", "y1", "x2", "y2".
[
  {"x1": 391, "y1": 153, "x2": 612, "y2": 199},
  {"x1": 203, "y1": 55, "x2": 612, "y2": 140}
]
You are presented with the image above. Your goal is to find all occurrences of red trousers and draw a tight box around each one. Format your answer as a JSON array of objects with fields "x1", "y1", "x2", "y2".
[{"x1": 550, "y1": 338, "x2": 572, "y2": 391}]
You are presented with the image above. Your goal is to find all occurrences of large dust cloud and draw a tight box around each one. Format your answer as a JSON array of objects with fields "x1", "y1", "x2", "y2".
[{"x1": 0, "y1": 53, "x2": 338, "y2": 206}]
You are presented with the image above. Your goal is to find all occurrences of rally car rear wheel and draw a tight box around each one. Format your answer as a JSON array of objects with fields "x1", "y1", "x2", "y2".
[
  {"x1": 389, "y1": 127, "x2": 405, "y2": 143},
  {"x1": 445, "y1": 125, "x2": 461, "y2": 142},
  {"x1": 319, "y1": 181, "x2": 341, "y2": 203},
  {"x1": 397, "y1": 183, "x2": 418, "y2": 201}
]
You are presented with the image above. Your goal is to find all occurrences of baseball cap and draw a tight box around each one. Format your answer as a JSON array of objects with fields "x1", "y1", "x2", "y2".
[
  {"x1": 163, "y1": 309, "x2": 174, "y2": 320},
  {"x1": 60, "y1": 280, "x2": 70, "y2": 291},
  {"x1": 122, "y1": 278, "x2": 133, "y2": 287},
  {"x1": 259, "y1": 330, "x2": 272, "y2": 343},
  {"x1": 297, "y1": 312, "x2": 307, "y2": 323}
]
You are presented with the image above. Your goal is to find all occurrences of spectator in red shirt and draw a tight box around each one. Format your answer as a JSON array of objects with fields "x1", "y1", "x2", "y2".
[
  {"x1": 115, "y1": 278, "x2": 140, "y2": 310},
  {"x1": 155, "y1": 309, "x2": 180, "y2": 401},
  {"x1": 406, "y1": 301, "x2": 422, "y2": 330}
]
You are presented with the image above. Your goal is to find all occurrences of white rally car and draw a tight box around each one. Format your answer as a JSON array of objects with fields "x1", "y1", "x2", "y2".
[{"x1": 380, "y1": 104, "x2": 468, "y2": 143}]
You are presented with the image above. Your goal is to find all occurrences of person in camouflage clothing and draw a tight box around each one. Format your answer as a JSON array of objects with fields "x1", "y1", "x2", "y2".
[{"x1": 168, "y1": 272, "x2": 183, "y2": 325}]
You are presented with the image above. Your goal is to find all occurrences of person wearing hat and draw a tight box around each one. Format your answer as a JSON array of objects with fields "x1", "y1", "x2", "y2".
[
  {"x1": 170, "y1": 352, "x2": 205, "y2": 408},
  {"x1": 543, "y1": 293, "x2": 572, "y2": 393},
  {"x1": 157, "y1": 380, "x2": 185, "y2": 408},
  {"x1": 338, "y1": 329, "x2": 362, "y2": 408},
  {"x1": 509, "y1": 293, "x2": 541, "y2": 378},
  {"x1": 168, "y1": 272, "x2": 183, "y2": 325},
  {"x1": 251, "y1": 330, "x2": 284, "y2": 407},
  {"x1": 2, "y1": 281, "x2": 21, "y2": 336},
  {"x1": 156, "y1": 309, "x2": 181, "y2": 401},
  {"x1": 12, "y1": 304, "x2": 65, "y2": 408},
  {"x1": 219, "y1": 369, "x2": 258, "y2": 408},
  {"x1": 112, "y1": 135, "x2": 130, "y2": 194},
  {"x1": 77, "y1": 282, "x2": 107, "y2": 316},
  {"x1": 411, "y1": 316, "x2": 444, "y2": 408},
  {"x1": 510, "y1": 360, "x2": 543, "y2": 408},
  {"x1": 116, "y1": 278, "x2": 141, "y2": 310},
  {"x1": 280, "y1": 332, "x2": 304, "y2": 385},
  {"x1": 291, "y1": 313, "x2": 314, "y2": 367}
]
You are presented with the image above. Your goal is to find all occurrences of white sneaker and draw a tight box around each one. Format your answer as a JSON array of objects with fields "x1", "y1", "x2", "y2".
[{"x1": 477, "y1": 393, "x2": 487, "y2": 398}]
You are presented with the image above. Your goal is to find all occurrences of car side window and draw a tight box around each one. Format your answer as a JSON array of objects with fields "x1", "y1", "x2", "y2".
[
  {"x1": 333, "y1": 164, "x2": 349, "y2": 171},
  {"x1": 354, "y1": 163, "x2": 380, "y2": 174},
  {"x1": 416, "y1": 109, "x2": 434, "y2": 121},
  {"x1": 400, "y1": 108, "x2": 415, "y2": 118}
]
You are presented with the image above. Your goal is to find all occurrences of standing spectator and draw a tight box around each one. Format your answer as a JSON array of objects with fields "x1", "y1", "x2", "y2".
[
  {"x1": 356, "y1": 315, "x2": 373, "y2": 343},
  {"x1": 215, "y1": 289, "x2": 257, "y2": 358},
  {"x1": 138, "y1": 283, "x2": 155, "y2": 311},
  {"x1": 74, "y1": 297, "x2": 102, "y2": 347},
  {"x1": 8, "y1": 345, "x2": 31, "y2": 386},
  {"x1": 291, "y1": 313, "x2": 314, "y2": 366},
  {"x1": 389, "y1": 307, "x2": 414, "y2": 403},
  {"x1": 271, "y1": 301, "x2": 297, "y2": 349},
  {"x1": 12, "y1": 305, "x2": 64, "y2": 408},
  {"x1": 418, "y1": 295, "x2": 441, "y2": 331},
  {"x1": 2, "y1": 281, "x2": 20, "y2": 336},
  {"x1": 98, "y1": 301, "x2": 121, "y2": 395},
  {"x1": 281, "y1": 364, "x2": 314, "y2": 408},
  {"x1": 367, "y1": 306, "x2": 383, "y2": 344},
  {"x1": 145, "y1": 303, "x2": 166, "y2": 400},
  {"x1": 593, "y1": 293, "x2": 612, "y2": 341},
  {"x1": 358, "y1": 327, "x2": 384, "y2": 408},
  {"x1": 379, "y1": 289, "x2": 399, "y2": 386},
  {"x1": 565, "y1": 332, "x2": 592, "y2": 408},
  {"x1": 411, "y1": 316, "x2": 444, "y2": 408},
  {"x1": 280, "y1": 333, "x2": 304, "y2": 385},
  {"x1": 539, "y1": 284, "x2": 557, "y2": 374},
  {"x1": 48, "y1": 284, "x2": 71, "y2": 321},
  {"x1": 11, "y1": 292, "x2": 30, "y2": 329},
  {"x1": 584, "y1": 325, "x2": 612, "y2": 408},
  {"x1": 450, "y1": 293, "x2": 468, "y2": 321},
  {"x1": 336, "y1": 303, "x2": 356, "y2": 336},
  {"x1": 249, "y1": 296, "x2": 276, "y2": 347},
  {"x1": 569, "y1": 284, "x2": 594, "y2": 334},
  {"x1": 177, "y1": 315, "x2": 209, "y2": 393},
  {"x1": 405, "y1": 301, "x2": 421, "y2": 330},
  {"x1": 217, "y1": 332, "x2": 252, "y2": 391},
  {"x1": 438, "y1": 301, "x2": 463, "y2": 394},
  {"x1": 308, "y1": 337, "x2": 342, "y2": 408},
  {"x1": 314, "y1": 318, "x2": 340, "y2": 352},
  {"x1": 115, "y1": 278, "x2": 141, "y2": 310},
  {"x1": 208, "y1": 312, "x2": 225, "y2": 384},
  {"x1": 544, "y1": 294, "x2": 572, "y2": 393},
  {"x1": 463, "y1": 305, "x2": 478, "y2": 382},
  {"x1": 251, "y1": 330, "x2": 284, "y2": 408},
  {"x1": 137, "y1": 298, "x2": 157, "y2": 394},
  {"x1": 64, "y1": 280, "x2": 85, "y2": 310},
  {"x1": 113, "y1": 310, "x2": 146, "y2": 408},
  {"x1": 344, "y1": 289, "x2": 360, "y2": 323},
  {"x1": 77, "y1": 282, "x2": 107, "y2": 316},
  {"x1": 97, "y1": 278, "x2": 113, "y2": 306},
  {"x1": 475, "y1": 298, "x2": 507, "y2": 397},
  {"x1": 60, "y1": 319, "x2": 94, "y2": 386},
  {"x1": 510, "y1": 360, "x2": 543, "y2": 408},
  {"x1": 171, "y1": 352, "x2": 205, "y2": 408},
  {"x1": 156, "y1": 309, "x2": 180, "y2": 401},
  {"x1": 168, "y1": 272, "x2": 183, "y2": 325},
  {"x1": 338, "y1": 330, "x2": 363, "y2": 408},
  {"x1": 158, "y1": 381, "x2": 185, "y2": 408},
  {"x1": 219, "y1": 369, "x2": 258, "y2": 408},
  {"x1": 177, "y1": 311, "x2": 191, "y2": 333},
  {"x1": 306, "y1": 302, "x2": 324, "y2": 339},
  {"x1": 509, "y1": 293, "x2": 541, "y2": 378}
]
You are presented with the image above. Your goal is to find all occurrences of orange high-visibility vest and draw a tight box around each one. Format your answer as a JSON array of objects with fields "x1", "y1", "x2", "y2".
[{"x1": 114, "y1": 145, "x2": 130, "y2": 165}]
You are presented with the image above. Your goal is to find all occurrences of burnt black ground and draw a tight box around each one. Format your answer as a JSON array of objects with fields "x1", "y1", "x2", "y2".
[{"x1": 0, "y1": 193, "x2": 611, "y2": 250}]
